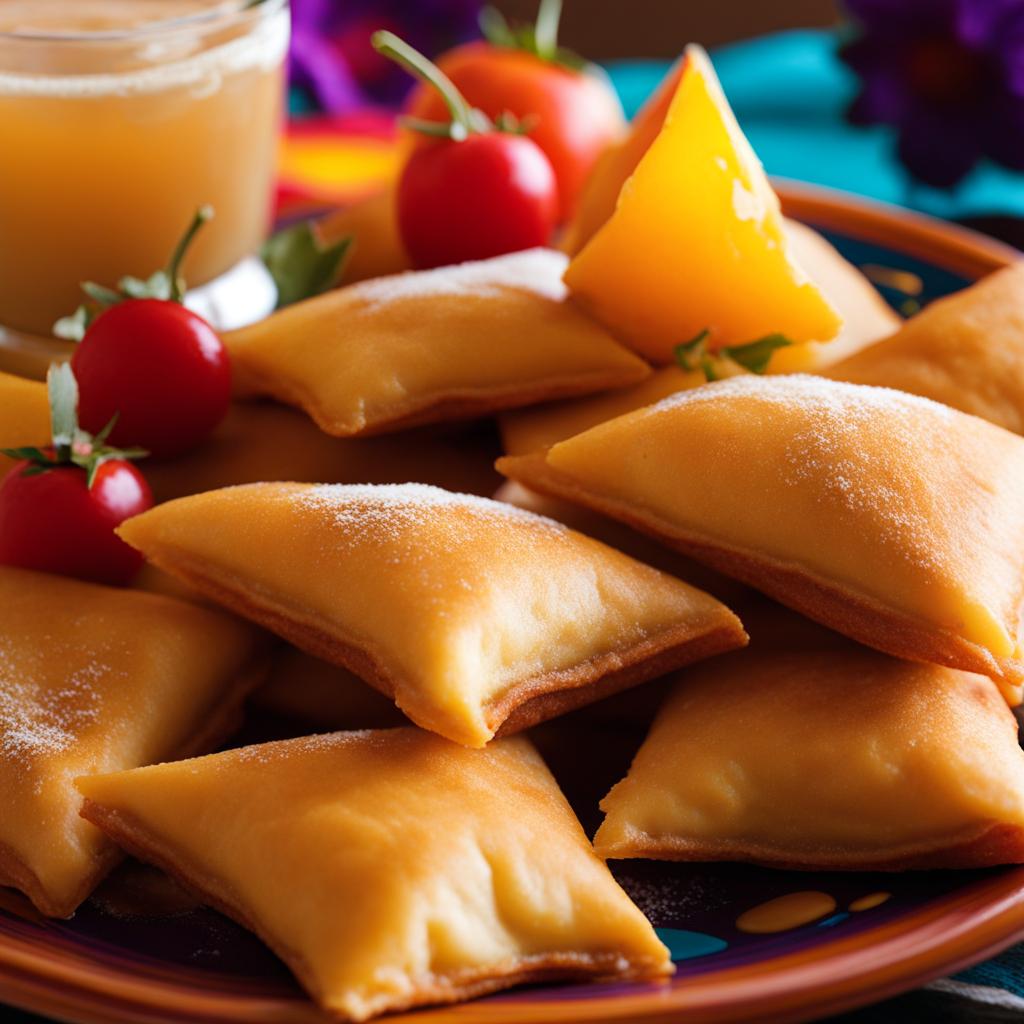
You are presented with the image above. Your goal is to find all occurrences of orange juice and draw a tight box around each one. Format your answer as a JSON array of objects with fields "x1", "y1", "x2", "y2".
[{"x1": 0, "y1": 0, "x2": 288, "y2": 336}]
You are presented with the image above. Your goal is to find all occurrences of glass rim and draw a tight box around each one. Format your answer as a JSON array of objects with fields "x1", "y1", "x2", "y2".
[{"x1": 0, "y1": 0, "x2": 287, "y2": 45}]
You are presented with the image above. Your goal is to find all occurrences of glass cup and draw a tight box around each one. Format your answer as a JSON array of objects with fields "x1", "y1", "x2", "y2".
[{"x1": 0, "y1": 0, "x2": 289, "y2": 363}]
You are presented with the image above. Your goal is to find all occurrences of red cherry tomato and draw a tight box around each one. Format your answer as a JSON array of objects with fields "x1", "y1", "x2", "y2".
[
  {"x1": 72, "y1": 299, "x2": 231, "y2": 460},
  {"x1": 0, "y1": 459, "x2": 152, "y2": 586},
  {"x1": 397, "y1": 132, "x2": 558, "y2": 269},
  {"x1": 407, "y1": 43, "x2": 625, "y2": 221}
]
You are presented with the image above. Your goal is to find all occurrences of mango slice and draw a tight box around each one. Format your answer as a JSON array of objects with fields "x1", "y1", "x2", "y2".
[{"x1": 563, "y1": 45, "x2": 842, "y2": 364}]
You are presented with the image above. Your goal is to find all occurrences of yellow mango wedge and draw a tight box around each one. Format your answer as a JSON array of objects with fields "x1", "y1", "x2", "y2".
[
  {"x1": 561, "y1": 57, "x2": 685, "y2": 258},
  {"x1": 564, "y1": 45, "x2": 842, "y2": 364}
]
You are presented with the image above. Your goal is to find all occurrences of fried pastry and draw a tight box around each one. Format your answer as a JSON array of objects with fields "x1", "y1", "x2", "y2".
[
  {"x1": 596, "y1": 644, "x2": 1024, "y2": 870},
  {"x1": 78, "y1": 730, "x2": 672, "y2": 1021},
  {"x1": 499, "y1": 375, "x2": 1024, "y2": 691},
  {"x1": 494, "y1": 480, "x2": 749, "y2": 607},
  {"x1": 117, "y1": 482, "x2": 746, "y2": 746},
  {"x1": 223, "y1": 248, "x2": 650, "y2": 437},
  {"x1": 0, "y1": 371, "x2": 48, "y2": 480},
  {"x1": 0, "y1": 566, "x2": 263, "y2": 917},
  {"x1": 830, "y1": 262, "x2": 1024, "y2": 434}
]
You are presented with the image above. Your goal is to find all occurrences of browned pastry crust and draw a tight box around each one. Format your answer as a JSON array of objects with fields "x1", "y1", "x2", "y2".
[
  {"x1": 127, "y1": 549, "x2": 746, "y2": 744},
  {"x1": 0, "y1": 652, "x2": 269, "y2": 919},
  {"x1": 79, "y1": 799, "x2": 673, "y2": 1021},
  {"x1": 497, "y1": 453, "x2": 1024, "y2": 694},
  {"x1": 596, "y1": 822, "x2": 1024, "y2": 872},
  {"x1": 237, "y1": 364, "x2": 651, "y2": 439}
]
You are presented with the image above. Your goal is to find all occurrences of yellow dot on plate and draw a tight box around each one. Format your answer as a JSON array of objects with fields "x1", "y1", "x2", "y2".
[
  {"x1": 849, "y1": 892, "x2": 891, "y2": 912},
  {"x1": 736, "y1": 891, "x2": 837, "y2": 934}
]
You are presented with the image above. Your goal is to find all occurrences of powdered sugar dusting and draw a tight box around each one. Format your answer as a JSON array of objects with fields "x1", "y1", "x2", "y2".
[
  {"x1": 645, "y1": 373, "x2": 956, "y2": 422},
  {"x1": 291, "y1": 483, "x2": 569, "y2": 541},
  {"x1": 353, "y1": 248, "x2": 569, "y2": 310},
  {"x1": 0, "y1": 640, "x2": 105, "y2": 769},
  {"x1": 638, "y1": 375, "x2": 966, "y2": 572}
]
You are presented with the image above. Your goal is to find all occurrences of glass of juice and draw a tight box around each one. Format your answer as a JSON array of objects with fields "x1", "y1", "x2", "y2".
[{"x1": 0, "y1": 0, "x2": 288, "y2": 356}]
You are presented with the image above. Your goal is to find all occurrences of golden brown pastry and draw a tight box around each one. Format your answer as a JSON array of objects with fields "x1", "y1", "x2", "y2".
[
  {"x1": 493, "y1": 480, "x2": 749, "y2": 607},
  {"x1": 78, "y1": 730, "x2": 672, "y2": 1021},
  {"x1": 0, "y1": 566, "x2": 263, "y2": 917},
  {"x1": 829, "y1": 262, "x2": 1024, "y2": 434},
  {"x1": 144, "y1": 399, "x2": 501, "y2": 504},
  {"x1": 499, "y1": 375, "x2": 1024, "y2": 693},
  {"x1": 0, "y1": 371, "x2": 48, "y2": 481},
  {"x1": 117, "y1": 482, "x2": 746, "y2": 746},
  {"x1": 596, "y1": 643, "x2": 1024, "y2": 870},
  {"x1": 223, "y1": 248, "x2": 650, "y2": 437}
]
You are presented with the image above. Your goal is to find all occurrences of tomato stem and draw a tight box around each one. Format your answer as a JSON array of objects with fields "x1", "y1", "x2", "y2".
[
  {"x1": 373, "y1": 31, "x2": 478, "y2": 140},
  {"x1": 166, "y1": 205, "x2": 214, "y2": 303},
  {"x1": 534, "y1": 0, "x2": 562, "y2": 61}
]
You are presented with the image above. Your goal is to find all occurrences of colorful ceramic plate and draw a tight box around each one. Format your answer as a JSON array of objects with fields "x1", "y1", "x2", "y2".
[{"x1": 1, "y1": 184, "x2": 1022, "y2": 1024}]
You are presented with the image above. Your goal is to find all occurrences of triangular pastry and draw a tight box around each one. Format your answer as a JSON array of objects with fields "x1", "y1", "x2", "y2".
[
  {"x1": 0, "y1": 566, "x2": 263, "y2": 917},
  {"x1": 223, "y1": 248, "x2": 650, "y2": 438},
  {"x1": 499, "y1": 375, "x2": 1024, "y2": 692},
  {"x1": 78, "y1": 730, "x2": 672, "y2": 1021},
  {"x1": 117, "y1": 482, "x2": 746, "y2": 747},
  {"x1": 596, "y1": 643, "x2": 1024, "y2": 870},
  {"x1": 830, "y1": 262, "x2": 1024, "y2": 434}
]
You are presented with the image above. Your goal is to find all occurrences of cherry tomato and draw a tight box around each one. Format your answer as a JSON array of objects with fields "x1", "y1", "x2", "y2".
[
  {"x1": 0, "y1": 458, "x2": 152, "y2": 586},
  {"x1": 72, "y1": 300, "x2": 231, "y2": 459},
  {"x1": 407, "y1": 42, "x2": 625, "y2": 221},
  {"x1": 398, "y1": 132, "x2": 559, "y2": 269}
]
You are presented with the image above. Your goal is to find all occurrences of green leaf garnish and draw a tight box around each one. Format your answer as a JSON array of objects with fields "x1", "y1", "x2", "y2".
[
  {"x1": 1, "y1": 364, "x2": 147, "y2": 488},
  {"x1": 261, "y1": 222, "x2": 352, "y2": 310},
  {"x1": 673, "y1": 329, "x2": 712, "y2": 373},
  {"x1": 52, "y1": 206, "x2": 213, "y2": 340},
  {"x1": 674, "y1": 328, "x2": 795, "y2": 382},
  {"x1": 724, "y1": 333, "x2": 795, "y2": 375}
]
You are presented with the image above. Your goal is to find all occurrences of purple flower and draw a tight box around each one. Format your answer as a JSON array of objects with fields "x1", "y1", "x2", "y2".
[
  {"x1": 289, "y1": 0, "x2": 484, "y2": 114},
  {"x1": 840, "y1": 0, "x2": 1024, "y2": 188}
]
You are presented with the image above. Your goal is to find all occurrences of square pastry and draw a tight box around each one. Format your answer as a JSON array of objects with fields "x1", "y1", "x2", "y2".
[
  {"x1": 0, "y1": 566, "x2": 264, "y2": 917},
  {"x1": 223, "y1": 248, "x2": 650, "y2": 437},
  {"x1": 78, "y1": 729, "x2": 672, "y2": 1021},
  {"x1": 118, "y1": 483, "x2": 745, "y2": 746},
  {"x1": 595, "y1": 641, "x2": 1024, "y2": 870},
  {"x1": 499, "y1": 375, "x2": 1024, "y2": 694}
]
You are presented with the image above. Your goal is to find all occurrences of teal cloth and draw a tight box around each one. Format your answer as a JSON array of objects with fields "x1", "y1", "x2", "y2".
[{"x1": 607, "y1": 30, "x2": 1024, "y2": 222}]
